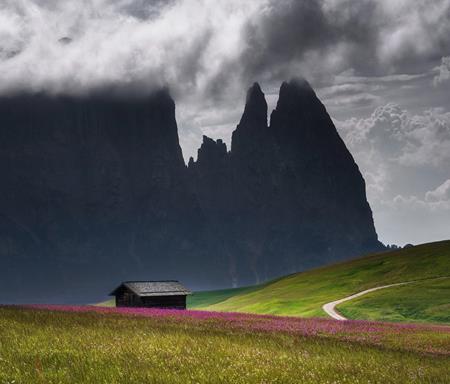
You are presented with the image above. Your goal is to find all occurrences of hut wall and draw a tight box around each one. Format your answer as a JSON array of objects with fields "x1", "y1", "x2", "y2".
[
  {"x1": 114, "y1": 290, "x2": 187, "y2": 309},
  {"x1": 141, "y1": 295, "x2": 187, "y2": 309},
  {"x1": 115, "y1": 288, "x2": 142, "y2": 307}
]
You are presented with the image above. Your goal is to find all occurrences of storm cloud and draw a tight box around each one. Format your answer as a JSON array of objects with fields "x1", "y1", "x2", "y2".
[
  {"x1": 1, "y1": 0, "x2": 449, "y2": 97},
  {"x1": 0, "y1": 0, "x2": 449, "y2": 245}
]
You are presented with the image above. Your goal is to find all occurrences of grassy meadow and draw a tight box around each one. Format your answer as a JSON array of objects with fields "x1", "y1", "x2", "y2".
[
  {"x1": 189, "y1": 241, "x2": 450, "y2": 323},
  {"x1": 187, "y1": 285, "x2": 260, "y2": 308},
  {"x1": 338, "y1": 277, "x2": 450, "y2": 323},
  {"x1": 1, "y1": 306, "x2": 449, "y2": 384}
]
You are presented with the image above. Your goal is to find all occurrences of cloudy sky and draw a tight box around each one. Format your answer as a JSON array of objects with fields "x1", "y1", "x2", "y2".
[{"x1": 1, "y1": 0, "x2": 449, "y2": 246}]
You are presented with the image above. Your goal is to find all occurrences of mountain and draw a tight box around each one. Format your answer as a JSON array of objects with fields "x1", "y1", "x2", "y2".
[
  {"x1": 0, "y1": 90, "x2": 201, "y2": 302},
  {"x1": 189, "y1": 79, "x2": 382, "y2": 285},
  {"x1": 0, "y1": 80, "x2": 382, "y2": 303},
  {"x1": 189, "y1": 240, "x2": 450, "y2": 324}
]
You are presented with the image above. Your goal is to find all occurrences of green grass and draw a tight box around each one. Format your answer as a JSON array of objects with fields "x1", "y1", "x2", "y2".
[
  {"x1": 195, "y1": 240, "x2": 450, "y2": 321},
  {"x1": 93, "y1": 299, "x2": 115, "y2": 307},
  {"x1": 338, "y1": 277, "x2": 450, "y2": 323},
  {"x1": 187, "y1": 286, "x2": 260, "y2": 308},
  {"x1": 0, "y1": 307, "x2": 449, "y2": 384}
]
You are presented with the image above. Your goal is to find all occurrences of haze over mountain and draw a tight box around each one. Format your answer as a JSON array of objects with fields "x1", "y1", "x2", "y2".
[{"x1": 0, "y1": 80, "x2": 382, "y2": 303}]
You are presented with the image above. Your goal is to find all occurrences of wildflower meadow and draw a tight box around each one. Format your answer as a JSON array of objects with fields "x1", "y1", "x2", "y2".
[{"x1": 0, "y1": 305, "x2": 449, "y2": 383}]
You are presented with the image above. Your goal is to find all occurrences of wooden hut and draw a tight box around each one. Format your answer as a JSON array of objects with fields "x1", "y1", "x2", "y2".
[{"x1": 109, "y1": 281, "x2": 191, "y2": 309}]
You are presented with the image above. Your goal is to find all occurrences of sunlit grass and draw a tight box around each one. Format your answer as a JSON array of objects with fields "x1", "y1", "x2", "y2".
[
  {"x1": 193, "y1": 241, "x2": 450, "y2": 322},
  {"x1": 338, "y1": 278, "x2": 450, "y2": 324}
]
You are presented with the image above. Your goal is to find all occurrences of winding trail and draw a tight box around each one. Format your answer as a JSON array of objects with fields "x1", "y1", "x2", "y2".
[
  {"x1": 322, "y1": 282, "x2": 411, "y2": 321},
  {"x1": 322, "y1": 276, "x2": 450, "y2": 321}
]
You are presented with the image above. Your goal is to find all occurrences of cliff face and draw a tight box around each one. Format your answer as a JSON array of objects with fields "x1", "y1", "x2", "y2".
[
  {"x1": 0, "y1": 80, "x2": 383, "y2": 302},
  {"x1": 0, "y1": 91, "x2": 200, "y2": 302},
  {"x1": 189, "y1": 79, "x2": 382, "y2": 285},
  {"x1": 267, "y1": 80, "x2": 380, "y2": 261}
]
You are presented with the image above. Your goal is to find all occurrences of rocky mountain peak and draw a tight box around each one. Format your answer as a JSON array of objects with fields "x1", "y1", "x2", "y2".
[
  {"x1": 238, "y1": 82, "x2": 268, "y2": 128},
  {"x1": 274, "y1": 78, "x2": 317, "y2": 116},
  {"x1": 279, "y1": 77, "x2": 315, "y2": 98},
  {"x1": 232, "y1": 83, "x2": 268, "y2": 155},
  {"x1": 195, "y1": 136, "x2": 228, "y2": 165},
  {"x1": 270, "y1": 78, "x2": 333, "y2": 148}
]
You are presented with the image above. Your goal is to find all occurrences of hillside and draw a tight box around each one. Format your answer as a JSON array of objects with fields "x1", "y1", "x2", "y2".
[
  {"x1": 189, "y1": 241, "x2": 450, "y2": 323},
  {"x1": 338, "y1": 278, "x2": 450, "y2": 323}
]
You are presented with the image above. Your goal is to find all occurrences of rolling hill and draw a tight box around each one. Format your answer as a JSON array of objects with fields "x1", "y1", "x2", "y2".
[
  {"x1": 188, "y1": 240, "x2": 450, "y2": 323},
  {"x1": 337, "y1": 277, "x2": 450, "y2": 323}
]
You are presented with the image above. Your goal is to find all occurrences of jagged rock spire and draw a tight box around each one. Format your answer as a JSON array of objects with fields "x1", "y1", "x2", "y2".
[
  {"x1": 274, "y1": 78, "x2": 317, "y2": 115},
  {"x1": 232, "y1": 83, "x2": 268, "y2": 154},
  {"x1": 196, "y1": 135, "x2": 227, "y2": 164},
  {"x1": 270, "y1": 77, "x2": 332, "y2": 145},
  {"x1": 238, "y1": 82, "x2": 268, "y2": 129}
]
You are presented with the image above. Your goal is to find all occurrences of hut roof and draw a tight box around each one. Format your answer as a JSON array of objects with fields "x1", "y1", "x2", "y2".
[{"x1": 110, "y1": 280, "x2": 191, "y2": 297}]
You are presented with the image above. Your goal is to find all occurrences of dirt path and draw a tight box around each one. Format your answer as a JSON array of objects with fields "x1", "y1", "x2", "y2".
[
  {"x1": 322, "y1": 282, "x2": 410, "y2": 320},
  {"x1": 322, "y1": 276, "x2": 450, "y2": 321}
]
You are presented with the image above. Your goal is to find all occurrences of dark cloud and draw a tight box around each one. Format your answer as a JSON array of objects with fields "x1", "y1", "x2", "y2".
[
  {"x1": 239, "y1": 0, "x2": 379, "y2": 84},
  {"x1": 1, "y1": 0, "x2": 449, "y2": 97},
  {"x1": 116, "y1": 0, "x2": 175, "y2": 20},
  {"x1": 236, "y1": 0, "x2": 450, "y2": 88},
  {"x1": 1, "y1": 0, "x2": 449, "y2": 244}
]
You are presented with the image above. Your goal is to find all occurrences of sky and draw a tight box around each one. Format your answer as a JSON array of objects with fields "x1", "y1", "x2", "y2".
[{"x1": 0, "y1": 0, "x2": 449, "y2": 246}]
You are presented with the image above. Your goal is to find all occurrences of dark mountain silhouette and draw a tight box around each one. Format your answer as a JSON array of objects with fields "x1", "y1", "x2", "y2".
[
  {"x1": 189, "y1": 80, "x2": 382, "y2": 284},
  {"x1": 0, "y1": 80, "x2": 383, "y2": 303},
  {"x1": 0, "y1": 91, "x2": 202, "y2": 302}
]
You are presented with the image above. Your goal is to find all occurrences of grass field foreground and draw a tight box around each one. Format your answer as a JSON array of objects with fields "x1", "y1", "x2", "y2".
[{"x1": 0, "y1": 306, "x2": 449, "y2": 383}]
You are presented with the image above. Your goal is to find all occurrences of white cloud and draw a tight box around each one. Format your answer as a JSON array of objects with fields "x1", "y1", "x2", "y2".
[
  {"x1": 319, "y1": 83, "x2": 385, "y2": 98},
  {"x1": 398, "y1": 109, "x2": 450, "y2": 167},
  {"x1": 338, "y1": 103, "x2": 450, "y2": 172},
  {"x1": 337, "y1": 103, "x2": 407, "y2": 199},
  {"x1": 391, "y1": 187, "x2": 450, "y2": 212},
  {"x1": 0, "y1": 0, "x2": 449, "y2": 98},
  {"x1": 433, "y1": 56, "x2": 450, "y2": 86},
  {"x1": 377, "y1": 0, "x2": 450, "y2": 67},
  {"x1": 0, "y1": 0, "x2": 269, "y2": 95},
  {"x1": 375, "y1": 185, "x2": 450, "y2": 245},
  {"x1": 337, "y1": 105, "x2": 450, "y2": 245},
  {"x1": 425, "y1": 179, "x2": 450, "y2": 205},
  {"x1": 322, "y1": 92, "x2": 380, "y2": 108},
  {"x1": 334, "y1": 71, "x2": 430, "y2": 85}
]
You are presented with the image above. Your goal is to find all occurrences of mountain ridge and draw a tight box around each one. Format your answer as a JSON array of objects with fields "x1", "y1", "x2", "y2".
[
  {"x1": 189, "y1": 79, "x2": 382, "y2": 284},
  {"x1": 0, "y1": 79, "x2": 383, "y2": 303}
]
